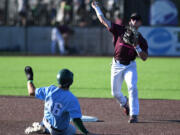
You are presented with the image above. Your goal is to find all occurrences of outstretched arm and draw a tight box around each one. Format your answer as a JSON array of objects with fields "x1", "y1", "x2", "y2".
[
  {"x1": 91, "y1": 1, "x2": 111, "y2": 29},
  {"x1": 27, "y1": 81, "x2": 36, "y2": 96},
  {"x1": 73, "y1": 118, "x2": 97, "y2": 135},
  {"x1": 25, "y1": 66, "x2": 36, "y2": 96}
]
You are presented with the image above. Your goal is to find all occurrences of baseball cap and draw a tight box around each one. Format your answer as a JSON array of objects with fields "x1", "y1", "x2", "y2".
[{"x1": 130, "y1": 13, "x2": 142, "y2": 21}]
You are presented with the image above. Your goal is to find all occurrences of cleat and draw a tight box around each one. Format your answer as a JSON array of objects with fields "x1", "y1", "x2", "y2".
[
  {"x1": 25, "y1": 122, "x2": 46, "y2": 134},
  {"x1": 122, "y1": 96, "x2": 129, "y2": 116},
  {"x1": 128, "y1": 115, "x2": 138, "y2": 123}
]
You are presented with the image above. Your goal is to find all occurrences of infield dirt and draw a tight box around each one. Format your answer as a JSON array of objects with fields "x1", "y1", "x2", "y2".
[{"x1": 0, "y1": 96, "x2": 180, "y2": 135}]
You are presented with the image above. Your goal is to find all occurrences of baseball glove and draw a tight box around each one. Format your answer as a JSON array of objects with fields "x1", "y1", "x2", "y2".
[
  {"x1": 123, "y1": 25, "x2": 140, "y2": 46},
  {"x1": 25, "y1": 66, "x2": 33, "y2": 81}
]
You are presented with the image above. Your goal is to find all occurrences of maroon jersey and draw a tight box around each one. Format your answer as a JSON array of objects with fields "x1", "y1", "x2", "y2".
[{"x1": 108, "y1": 22, "x2": 148, "y2": 62}]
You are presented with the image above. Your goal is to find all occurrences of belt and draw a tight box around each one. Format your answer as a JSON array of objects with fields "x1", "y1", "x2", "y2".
[{"x1": 115, "y1": 59, "x2": 130, "y2": 65}]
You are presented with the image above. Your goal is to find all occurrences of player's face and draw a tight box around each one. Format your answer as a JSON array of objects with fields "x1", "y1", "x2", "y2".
[{"x1": 130, "y1": 19, "x2": 142, "y2": 29}]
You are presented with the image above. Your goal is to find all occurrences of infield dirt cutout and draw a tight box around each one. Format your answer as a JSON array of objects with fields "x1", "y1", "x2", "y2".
[{"x1": 0, "y1": 96, "x2": 179, "y2": 135}]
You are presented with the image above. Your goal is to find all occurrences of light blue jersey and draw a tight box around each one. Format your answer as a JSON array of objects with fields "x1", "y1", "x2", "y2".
[{"x1": 35, "y1": 85, "x2": 82, "y2": 130}]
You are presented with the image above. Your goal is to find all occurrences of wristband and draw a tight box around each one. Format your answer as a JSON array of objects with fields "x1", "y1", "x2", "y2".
[
  {"x1": 135, "y1": 45, "x2": 142, "y2": 53},
  {"x1": 94, "y1": 6, "x2": 103, "y2": 16},
  {"x1": 28, "y1": 80, "x2": 33, "y2": 83}
]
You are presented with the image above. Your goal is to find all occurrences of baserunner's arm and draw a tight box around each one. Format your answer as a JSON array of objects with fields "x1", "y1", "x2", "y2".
[
  {"x1": 73, "y1": 118, "x2": 97, "y2": 135},
  {"x1": 73, "y1": 118, "x2": 89, "y2": 135},
  {"x1": 25, "y1": 66, "x2": 36, "y2": 96},
  {"x1": 91, "y1": 1, "x2": 111, "y2": 29},
  {"x1": 27, "y1": 81, "x2": 36, "y2": 96}
]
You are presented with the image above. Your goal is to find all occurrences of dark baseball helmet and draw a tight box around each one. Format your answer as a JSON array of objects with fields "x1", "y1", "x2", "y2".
[{"x1": 57, "y1": 69, "x2": 73, "y2": 88}]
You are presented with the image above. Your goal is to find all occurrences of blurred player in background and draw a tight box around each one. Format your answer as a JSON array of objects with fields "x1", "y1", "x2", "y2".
[
  {"x1": 24, "y1": 66, "x2": 97, "y2": 135},
  {"x1": 51, "y1": 25, "x2": 66, "y2": 55},
  {"x1": 91, "y1": 1, "x2": 148, "y2": 123},
  {"x1": 51, "y1": 24, "x2": 74, "y2": 55},
  {"x1": 17, "y1": 0, "x2": 28, "y2": 26}
]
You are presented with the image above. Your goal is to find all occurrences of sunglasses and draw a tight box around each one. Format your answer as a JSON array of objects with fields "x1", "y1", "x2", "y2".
[{"x1": 131, "y1": 16, "x2": 142, "y2": 21}]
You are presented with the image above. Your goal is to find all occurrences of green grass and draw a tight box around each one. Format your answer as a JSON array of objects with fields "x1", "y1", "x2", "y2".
[{"x1": 0, "y1": 56, "x2": 180, "y2": 100}]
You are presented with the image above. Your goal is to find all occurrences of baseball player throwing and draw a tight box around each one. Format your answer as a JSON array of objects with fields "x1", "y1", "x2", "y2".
[
  {"x1": 24, "y1": 66, "x2": 97, "y2": 135},
  {"x1": 91, "y1": 1, "x2": 148, "y2": 123}
]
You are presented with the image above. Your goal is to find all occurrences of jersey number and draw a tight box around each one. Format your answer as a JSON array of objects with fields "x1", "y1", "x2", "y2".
[{"x1": 52, "y1": 103, "x2": 62, "y2": 116}]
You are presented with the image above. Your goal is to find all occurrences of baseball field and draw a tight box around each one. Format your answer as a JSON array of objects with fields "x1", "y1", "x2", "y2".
[{"x1": 0, "y1": 56, "x2": 180, "y2": 135}]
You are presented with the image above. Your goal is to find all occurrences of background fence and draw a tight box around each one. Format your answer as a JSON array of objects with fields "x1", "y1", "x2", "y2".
[
  {"x1": 0, "y1": 0, "x2": 180, "y2": 56},
  {"x1": 0, "y1": 27, "x2": 180, "y2": 56}
]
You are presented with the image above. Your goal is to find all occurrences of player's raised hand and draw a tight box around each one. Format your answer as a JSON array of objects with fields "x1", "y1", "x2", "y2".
[
  {"x1": 24, "y1": 66, "x2": 33, "y2": 81},
  {"x1": 91, "y1": 0, "x2": 99, "y2": 9}
]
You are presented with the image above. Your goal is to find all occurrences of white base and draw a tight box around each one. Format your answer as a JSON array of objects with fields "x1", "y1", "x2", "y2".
[{"x1": 81, "y1": 115, "x2": 98, "y2": 122}]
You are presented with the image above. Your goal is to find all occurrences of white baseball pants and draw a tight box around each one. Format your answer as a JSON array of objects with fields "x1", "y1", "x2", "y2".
[
  {"x1": 111, "y1": 58, "x2": 139, "y2": 116},
  {"x1": 51, "y1": 27, "x2": 65, "y2": 54},
  {"x1": 43, "y1": 118, "x2": 76, "y2": 135}
]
